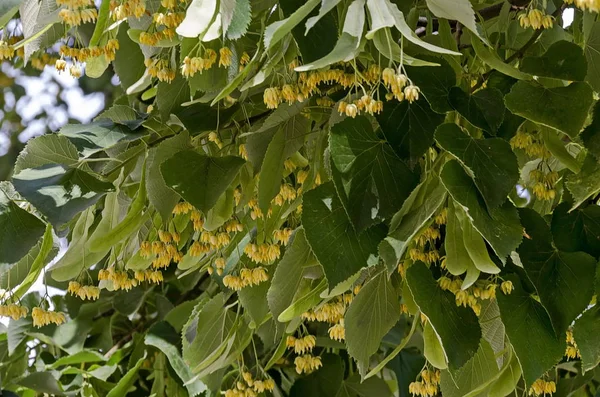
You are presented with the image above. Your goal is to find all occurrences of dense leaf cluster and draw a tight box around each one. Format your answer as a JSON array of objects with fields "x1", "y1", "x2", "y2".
[{"x1": 1, "y1": 0, "x2": 600, "y2": 396}]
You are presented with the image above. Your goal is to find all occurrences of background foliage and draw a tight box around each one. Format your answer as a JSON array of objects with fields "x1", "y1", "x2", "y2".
[{"x1": 1, "y1": 0, "x2": 600, "y2": 395}]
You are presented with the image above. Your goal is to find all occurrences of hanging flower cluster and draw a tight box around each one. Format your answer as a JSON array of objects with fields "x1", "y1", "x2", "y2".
[
  {"x1": 0, "y1": 303, "x2": 28, "y2": 320},
  {"x1": 99, "y1": 268, "x2": 139, "y2": 291},
  {"x1": 222, "y1": 267, "x2": 269, "y2": 291},
  {"x1": 439, "y1": 277, "x2": 498, "y2": 315},
  {"x1": 565, "y1": 330, "x2": 581, "y2": 360},
  {"x1": 409, "y1": 369, "x2": 442, "y2": 397},
  {"x1": 529, "y1": 169, "x2": 559, "y2": 201},
  {"x1": 67, "y1": 281, "x2": 100, "y2": 301},
  {"x1": 133, "y1": 269, "x2": 164, "y2": 284},
  {"x1": 32, "y1": 307, "x2": 66, "y2": 328},
  {"x1": 528, "y1": 379, "x2": 556, "y2": 396},
  {"x1": 110, "y1": 0, "x2": 146, "y2": 20},
  {"x1": 518, "y1": 9, "x2": 554, "y2": 29},
  {"x1": 222, "y1": 371, "x2": 275, "y2": 397},
  {"x1": 57, "y1": 0, "x2": 98, "y2": 26},
  {"x1": 294, "y1": 354, "x2": 323, "y2": 374}
]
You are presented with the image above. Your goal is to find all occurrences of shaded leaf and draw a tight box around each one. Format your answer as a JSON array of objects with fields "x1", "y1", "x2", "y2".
[
  {"x1": 449, "y1": 87, "x2": 505, "y2": 134},
  {"x1": 520, "y1": 41, "x2": 587, "y2": 81},
  {"x1": 14, "y1": 134, "x2": 79, "y2": 174}
]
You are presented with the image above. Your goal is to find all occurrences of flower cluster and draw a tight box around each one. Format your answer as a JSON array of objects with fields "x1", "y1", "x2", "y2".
[
  {"x1": 409, "y1": 226, "x2": 442, "y2": 265},
  {"x1": 510, "y1": 130, "x2": 551, "y2": 159},
  {"x1": 286, "y1": 335, "x2": 316, "y2": 354},
  {"x1": 222, "y1": 267, "x2": 269, "y2": 291},
  {"x1": 153, "y1": 12, "x2": 185, "y2": 28},
  {"x1": 67, "y1": 281, "x2": 100, "y2": 300},
  {"x1": 500, "y1": 280, "x2": 514, "y2": 295},
  {"x1": 337, "y1": 95, "x2": 384, "y2": 118},
  {"x1": 273, "y1": 228, "x2": 293, "y2": 245},
  {"x1": 139, "y1": 29, "x2": 176, "y2": 46},
  {"x1": 110, "y1": 0, "x2": 146, "y2": 20},
  {"x1": 180, "y1": 50, "x2": 217, "y2": 78},
  {"x1": 145, "y1": 58, "x2": 176, "y2": 82},
  {"x1": 133, "y1": 269, "x2": 164, "y2": 284},
  {"x1": 140, "y1": 231, "x2": 183, "y2": 269},
  {"x1": 566, "y1": 0, "x2": 600, "y2": 12},
  {"x1": 530, "y1": 169, "x2": 559, "y2": 201},
  {"x1": 518, "y1": 9, "x2": 554, "y2": 29},
  {"x1": 328, "y1": 319, "x2": 345, "y2": 342},
  {"x1": 382, "y1": 67, "x2": 420, "y2": 103},
  {"x1": 302, "y1": 300, "x2": 345, "y2": 323},
  {"x1": 31, "y1": 53, "x2": 60, "y2": 70},
  {"x1": 0, "y1": 41, "x2": 16, "y2": 61},
  {"x1": 222, "y1": 372, "x2": 275, "y2": 397},
  {"x1": 565, "y1": 330, "x2": 581, "y2": 360},
  {"x1": 439, "y1": 277, "x2": 498, "y2": 315},
  {"x1": 58, "y1": 0, "x2": 98, "y2": 26},
  {"x1": 32, "y1": 307, "x2": 66, "y2": 328},
  {"x1": 273, "y1": 184, "x2": 297, "y2": 206},
  {"x1": 528, "y1": 379, "x2": 556, "y2": 396},
  {"x1": 409, "y1": 370, "x2": 441, "y2": 397},
  {"x1": 244, "y1": 243, "x2": 281, "y2": 264},
  {"x1": 0, "y1": 304, "x2": 28, "y2": 320},
  {"x1": 294, "y1": 354, "x2": 323, "y2": 374},
  {"x1": 99, "y1": 268, "x2": 138, "y2": 291}
]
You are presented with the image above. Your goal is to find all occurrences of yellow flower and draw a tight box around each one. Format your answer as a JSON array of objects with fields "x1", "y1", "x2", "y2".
[
  {"x1": 404, "y1": 85, "x2": 420, "y2": 103},
  {"x1": 294, "y1": 354, "x2": 322, "y2": 374},
  {"x1": 264, "y1": 87, "x2": 281, "y2": 109},
  {"x1": 500, "y1": 280, "x2": 514, "y2": 295},
  {"x1": 328, "y1": 320, "x2": 345, "y2": 341},
  {"x1": 55, "y1": 59, "x2": 67, "y2": 72},
  {"x1": 32, "y1": 307, "x2": 66, "y2": 328},
  {"x1": 345, "y1": 103, "x2": 358, "y2": 118}
]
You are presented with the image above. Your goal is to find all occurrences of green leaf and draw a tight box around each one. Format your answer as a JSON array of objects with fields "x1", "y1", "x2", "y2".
[
  {"x1": 423, "y1": 320, "x2": 447, "y2": 369},
  {"x1": 158, "y1": 74, "x2": 191, "y2": 121},
  {"x1": 440, "y1": 160, "x2": 522, "y2": 262},
  {"x1": 146, "y1": 131, "x2": 192, "y2": 222},
  {"x1": 566, "y1": 154, "x2": 600, "y2": 209},
  {"x1": 504, "y1": 81, "x2": 594, "y2": 138},
  {"x1": 581, "y1": 102, "x2": 600, "y2": 160},
  {"x1": 305, "y1": 0, "x2": 341, "y2": 33},
  {"x1": 145, "y1": 321, "x2": 207, "y2": 396},
  {"x1": 329, "y1": 116, "x2": 418, "y2": 231},
  {"x1": 388, "y1": 349, "x2": 425, "y2": 397},
  {"x1": 160, "y1": 150, "x2": 245, "y2": 214},
  {"x1": 439, "y1": 341, "x2": 500, "y2": 397},
  {"x1": 436, "y1": 123, "x2": 518, "y2": 208},
  {"x1": 471, "y1": 34, "x2": 532, "y2": 81},
  {"x1": 13, "y1": 164, "x2": 114, "y2": 227},
  {"x1": 226, "y1": 0, "x2": 251, "y2": 39},
  {"x1": 113, "y1": 24, "x2": 146, "y2": 91},
  {"x1": 488, "y1": 352, "x2": 522, "y2": 397},
  {"x1": 455, "y1": 204, "x2": 501, "y2": 275},
  {"x1": 387, "y1": 1, "x2": 460, "y2": 55},
  {"x1": 106, "y1": 354, "x2": 146, "y2": 397},
  {"x1": 444, "y1": 199, "x2": 473, "y2": 276},
  {"x1": 406, "y1": 262, "x2": 481, "y2": 370},
  {"x1": 267, "y1": 228, "x2": 319, "y2": 329},
  {"x1": 0, "y1": 224, "x2": 55, "y2": 297},
  {"x1": 376, "y1": 98, "x2": 445, "y2": 162},
  {"x1": 541, "y1": 127, "x2": 581, "y2": 173},
  {"x1": 50, "y1": 350, "x2": 106, "y2": 368},
  {"x1": 295, "y1": 0, "x2": 364, "y2": 71},
  {"x1": 518, "y1": 208, "x2": 596, "y2": 335},
  {"x1": 345, "y1": 271, "x2": 400, "y2": 377},
  {"x1": 0, "y1": 187, "x2": 46, "y2": 264},
  {"x1": 520, "y1": 41, "x2": 587, "y2": 81},
  {"x1": 17, "y1": 372, "x2": 64, "y2": 396},
  {"x1": 89, "y1": 0, "x2": 110, "y2": 47},
  {"x1": 19, "y1": 0, "x2": 61, "y2": 63},
  {"x1": 0, "y1": 0, "x2": 22, "y2": 29},
  {"x1": 14, "y1": 134, "x2": 79, "y2": 174},
  {"x1": 264, "y1": 0, "x2": 320, "y2": 50},
  {"x1": 551, "y1": 202, "x2": 600, "y2": 257},
  {"x1": 280, "y1": 0, "x2": 337, "y2": 64},
  {"x1": 404, "y1": 57, "x2": 456, "y2": 113},
  {"x1": 426, "y1": 0, "x2": 484, "y2": 43},
  {"x1": 573, "y1": 305, "x2": 600, "y2": 372},
  {"x1": 176, "y1": 0, "x2": 217, "y2": 38},
  {"x1": 496, "y1": 274, "x2": 564, "y2": 387},
  {"x1": 449, "y1": 87, "x2": 505, "y2": 134},
  {"x1": 584, "y1": 20, "x2": 600, "y2": 92},
  {"x1": 8, "y1": 317, "x2": 31, "y2": 355},
  {"x1": 302, "y1": 182, "x2": 386, "y2": 288},
  {"x1": 278, "y1": 278, "x2": 327, "y2": 322},
  {"x1": 59, "y1": 121, "x2": 145, "y2": 158},
  {"x1": 379, "y1": 176, "x2": 447, "y2": 272},
  {"x1": 337, "y1": 374, "x2": 392, "y2": 397}
]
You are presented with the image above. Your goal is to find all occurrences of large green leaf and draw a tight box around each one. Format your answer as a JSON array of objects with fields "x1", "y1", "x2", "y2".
[
  {"x1": 302, "y1": 182, "x2": 386, "y2": 288},
  {"x1": 551, "y1": 202, "x2": 600, "y2": 257},
  {"x1": 439, "y1": 341, "x2": 500, "y2": 397},
  {"x1": 106, "y1": 355, "x2": 146, "y2": 397},
  {"x1": 157, "y1": 74, "x2": 191, "y2": 121},
  {"x1": 566, "y1": 154, "x2": 600, "y2": 209},
  {"x1": 573, "y1": 305, "x2": 600, "y2": 372},
  {"x1": 267, "y1": 228, "x2": 319, "y2": 329},
  {"x1": 289, "y1": 354, "x2": 344, "y2": 396},
  {"x1": 471, "y1": 34, "x2": 532, "y2": 81},
  {"x1": 444, "y1": 199, "x2": 473, "y2": 276},
  {"x1": 113, "y1": 24, "x2": 146, "y2": 91},
  {"x1": 17, "y1": 372, "x2": 64, "y2": 396},
  {"x1": 496, "y1": 274, "x2": 565, "y2": 387},
  {"x1": 345, "y1": 271, "x2": 400, "y2": 377},
  {"x1": 581, "y1": 102, "x2": 600, "y2": 160},
  {"x1": 14, "y1": 134, "x2": 79, "y2": 174},
  {"x1": 12, "y1": 164, "x2": 114, "y2": 227},
  {"x1": 0, "y1": 187, "x2": 45, "y2": 264},
  {"x1": 425, "y1": 0, "x2": 484, "y2": 43},
  {"x1": 449, "y1": 87, "x2": 505, "y2": 134},
  {"x1": 376, "y1": 97, "x2": 445, "y2": 162},
  {"x1": 0, "y1": 0, "x2": 22, "y2": 29},
  {"x1": 175, "y1": 0, "x2": 217, "y2": 38},
  {"x1": 264, "y1": 0, "x2": 320, "y2": 50},
  {"x1": 59, "y1": 121, "x2": 145, "y2": 158},
  {"x1": 19, "y1": 0, "x2": 62, "y2": 63},
  {"x1": 378, "y1": 176, "x2": 447, "y2": 272},
  {"x1": 504, "y1": 81, "x2": 594, "y2": 138},
  {"x1": 584, "y1": 20, "x2": 600, "y2": 92},
  {"x1": 226, "y1": 0, "x2": 251, "y2": 39},
  {"x1": 295, "y1": 0, "x2": 364, "y2": 71},
  {"x1": 0, "y1": 224, "x2": 55, "y2": 296},
  {"x1": 404, "y1": 57, "x2": 456, "y2": 113},
  {"x1": 520, "y1": 41, "x2": 587, "y2": 81},
  {"x1": 518, "y1": 208, "x2": 596, "y2": 335},
  {"x1": 435, "y1": 123, "x2": 518, "y2": 208},
  {"x1": 330, "y1": 116, "x2": 418, "y2": 231},
  {"x1": 160, "y1": 150, "x2": 245, "y2": 214},
  {"x1": 146, "y1": 132, "x2": 192, "y2": 222},
  {"x1": 280, "y1": 0, "x2": 337, "y2": 63},
  {"x1": 145, "y1": 321, "x2": 207, "y2": 396},
  {"x1": 440, "y1": 160, "x2": 522, "y2": 262},
  {"x1": 406, "y1": 262, "x2": 481, "y2": 370}
]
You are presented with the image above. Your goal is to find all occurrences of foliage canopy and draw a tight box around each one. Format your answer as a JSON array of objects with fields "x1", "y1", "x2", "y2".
[{"x1": 1, "y1": 0, "x2": 600, "y2": 395}]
